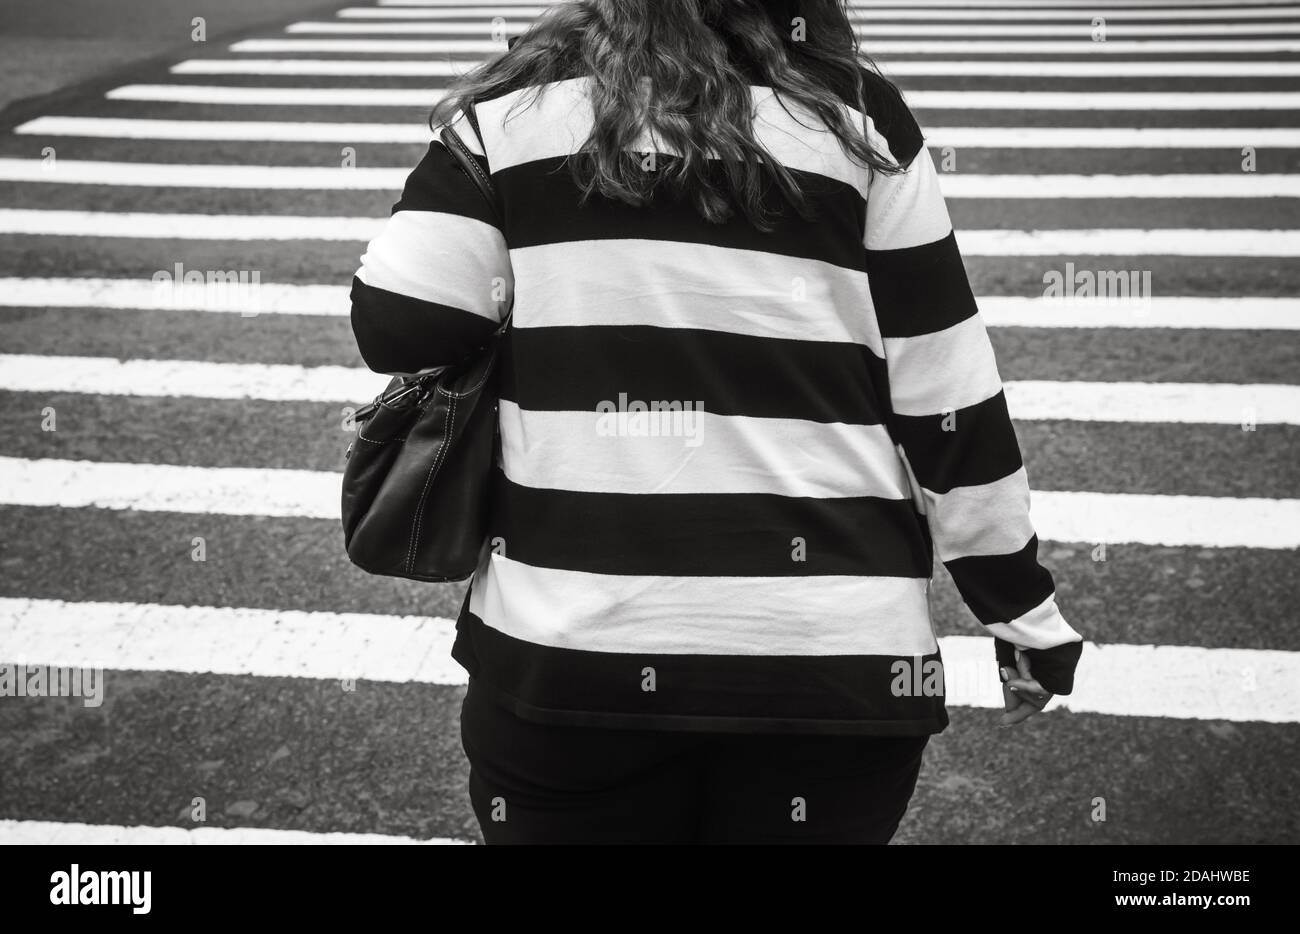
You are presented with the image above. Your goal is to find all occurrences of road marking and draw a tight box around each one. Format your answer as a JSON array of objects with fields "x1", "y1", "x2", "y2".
[
  {"x1": 106, "y1": 85, "x2": 446, "y2": 106},
  {"x1": 167, "y1": 58, "x2": 1300, "y2": 78},
  {"x1": 0, "y1": 278, "x2": 351, "y2": 315},
  {"x1": 0, "y1": 820, "x2": 471, "y2": 845},
  {"x1": 958, "y1": 229, "x2": 1300, "y2": 257},
  {"x1": 13, "y1": 116, "x2": 433, "y2": 143},
  {"x1": 6, "y1": 280, "x2": 1294, "y2": 329},
  {"x1": 0, "y1": 210, "x2": 384, "y2": 240},
  {"x1": 288, "y1": 20, "x2": 1300, "y2": 36},
  {"x1": 2, "y1": 596, "x2": 1298, "y2": 722},
  {"x1": 923, "y1": 126, "x2": 1300, "y2": 147},
  {"x1": 379, "y1": 0, "x2": 1300, "y2": 6},
  {"x1": 1002, "y1": 381, "x2": 1295, "y2": 424},
  {"x1": 104, "y1": 84, "x2": 1300, "y2": 111},
  {"x1": 17, "y1": 117, "x2": 1300, "y2": 149},
  {"x1": 0, "y1": 597, "x2": 464, "y2": 684},
  {"x1": 940, "y1": 636, "x2": 1300, "y2": 723},
  {"x1": 342, "y1": 4, "x2": 1300, "y2": 19},
  {"x1": 1, "y1": 456, "x2": 1297, "y2": 548},
  {"x1": 976, "y1": 296, "x2": 1300, "y2": 330},
  {"x1": 909, "y1": 90, "x2": 1300, "y2": 110},
  {"x1": 11, "y1": 161, "x2": 1293, "y2": 198},
  {"x1": 3, "y1": 212, "x2": 1293, "y2": 254},
  {"x1": 1, "y1": 353, "x2": 1296, "y2": 423},
  {"x1": 0, "y1": 158, "x2": 408, "y2": 190},
  {"x1": 2, "y1": 354, "x2": 1296, "y2": 425},
  {"x1": 0, "y1": 355, "x2": 381, "y2": 402},
  {"x1": 227, "y1": 37, "x2": 1300, "y2": 54},
  {"x1": 883, "y1": 61, "x2": 1300, "y2": 76},
  {"x1": 229, "y1": 38, "x2": 508, "y2": 53},
  {"x1": 172, "y1": 58, "x2": 477, "y2": 76},
  {"x1": 938, "y1": 174, "x2": 1300, "y2": 198}
]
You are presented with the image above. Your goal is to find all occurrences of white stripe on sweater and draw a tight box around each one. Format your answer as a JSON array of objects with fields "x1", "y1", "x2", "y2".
[
  {"x1": 924, "y1": 469, "x2": 1036, "y2": 561},
  {"x1": 497, "y1": 400, "x2": 914, "y2": 500},
  {"x1": 884, "y1": 315, "x2": 1004, "y2": 416},
  {"x1": 470, "y1": 554, "x2": 938, "y2": 656},
  {"x1": 509, "y1": 240, "x2": 883, "y2": 352},
  {"x1": 357, "y1": 210, "x2": 508, "y2": 322}
]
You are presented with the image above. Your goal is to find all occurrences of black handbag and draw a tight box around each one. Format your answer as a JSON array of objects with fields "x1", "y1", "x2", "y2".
[{"x1": 340, "y1": 113, "x2": 510, "y2": 581}]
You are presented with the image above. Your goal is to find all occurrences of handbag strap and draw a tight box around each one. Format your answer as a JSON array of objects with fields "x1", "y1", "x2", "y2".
[{"x1": 439, "y1": 106, "x2": 512, "y2": 335}]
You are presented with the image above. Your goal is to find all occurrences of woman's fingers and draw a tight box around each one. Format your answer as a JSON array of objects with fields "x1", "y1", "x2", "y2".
[
  {"x1": 1006, "y1": 678, "x2": 1050, "y2": 702},
  {"x1": 1014, "y1": 648, "x2": 1034, "y2": 681},
  {"x1": 998, "y1": 666, "x2": 1053, "y2": 726},
  {"x1": 999, "y1": 698, "x2": 1042, "y2": 726}
]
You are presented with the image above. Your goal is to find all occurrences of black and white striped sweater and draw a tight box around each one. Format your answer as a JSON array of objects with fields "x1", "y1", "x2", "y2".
[{"x1": 350, "y1": 73, "x2": 1084, "y2": 735}]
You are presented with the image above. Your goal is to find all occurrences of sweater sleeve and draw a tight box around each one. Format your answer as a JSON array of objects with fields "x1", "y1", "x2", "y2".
[
  {"x1": 863, "y1": 127, "x2": 1084, "y2": 695},
  {"x1": 350, "y1": 107, "x2": 512, "y2": 376}
]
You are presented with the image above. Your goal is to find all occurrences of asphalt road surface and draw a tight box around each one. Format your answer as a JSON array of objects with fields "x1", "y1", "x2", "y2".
[{"x1": 0, "y1": 0, "x2": 1297, "y2": 845}]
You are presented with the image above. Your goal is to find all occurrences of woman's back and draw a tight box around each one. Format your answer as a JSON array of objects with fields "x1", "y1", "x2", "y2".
[{"x1": 349, "y1": 6, "x2": 1082, "y2": 735}]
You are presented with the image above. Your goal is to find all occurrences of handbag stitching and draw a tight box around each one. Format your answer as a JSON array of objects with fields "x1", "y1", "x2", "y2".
[{"x1": 404, "y1": 391, "x2": 457, "y2": 573}]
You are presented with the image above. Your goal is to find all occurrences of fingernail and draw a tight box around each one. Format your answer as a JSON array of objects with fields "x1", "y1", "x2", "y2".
[
  {"x1": 998, "y1": 667, "x2": 1010, "y2": 683},
  {"x1": 1009, "y1": 686, "x2": 1020, "y2": 693}
]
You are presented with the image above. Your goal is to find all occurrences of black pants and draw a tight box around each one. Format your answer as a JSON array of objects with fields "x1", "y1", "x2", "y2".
[{"x1": 459, "y1": 676, "x2": 929, "y2": 845}]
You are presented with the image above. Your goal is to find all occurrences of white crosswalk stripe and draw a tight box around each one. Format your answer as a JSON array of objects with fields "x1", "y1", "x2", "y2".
[
  {"x1": 0, "y1": 820, "x2": 471, "y2": 845},
  {"x1": 5, "y1": 597, "x2": 1299, "y2": 723},
  {"x1": 1, "y1": 354, "x2": 1295, "y2": 425},
  {"x1": 2, "y1": 456, "x2": 1297, "y2": 548},
  {"x1": 6, "y1": 279, "x2": 1295, "y2": 329},
  {"x1": 9, "y1": 159, "x2": 1298, "y2": 197},
  {"x1": 2, "y1": 0, "x2": 1298, "y2": 844}
]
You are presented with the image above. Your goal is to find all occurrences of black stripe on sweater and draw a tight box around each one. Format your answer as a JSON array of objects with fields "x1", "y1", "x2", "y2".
[
  {"x1": 499, "y1": 325, "x2": 889, "y2": 425},
  {"x1": 865, "y1": 230, "x2": 980, "y2": 338},
  {"x1": 487, "y1": 471, "x2": 933, "y2": 578},
  {"x1": 944, "y1": 534, "x2": 1056, "y2": 628},
  {"x1": 495, "y1": 155, "x2": 868, "y2": 270},
  {"x1": 350, "y1": 276, "x2": 497, "y2": 373},
  {"x1": 393, "y1": 140, "x2": 499, "y2": 228},
  {"x1": 890, "y1": 391, "x2": 1024, "y2": 494},
  {"x1": 453, "y1": 611, "x2": 949, "y2": 735}
]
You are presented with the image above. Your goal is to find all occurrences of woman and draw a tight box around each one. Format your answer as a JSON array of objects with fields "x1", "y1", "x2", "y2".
[{"x1": 349, "y1": 0, "x2": 1083, "y2": 844}]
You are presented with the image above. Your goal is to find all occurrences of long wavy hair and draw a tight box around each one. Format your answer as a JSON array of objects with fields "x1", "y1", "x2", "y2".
[{"x1": 429, "y1": 0, "x2": 906, "y2": 231}]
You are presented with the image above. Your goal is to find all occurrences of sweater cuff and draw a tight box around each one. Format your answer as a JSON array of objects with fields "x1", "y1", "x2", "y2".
[{"x1": 994, "y1": 637, "x2": 1083, "y2": 695}]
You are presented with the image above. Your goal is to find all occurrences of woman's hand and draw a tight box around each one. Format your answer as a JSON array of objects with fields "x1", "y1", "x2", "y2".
[{"x1": 999, "y1": 648, "x2": 1053, "y2": 727}]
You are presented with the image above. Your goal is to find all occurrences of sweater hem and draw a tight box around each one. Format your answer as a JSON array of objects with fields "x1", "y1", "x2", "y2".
[{"x1": 464, "y1": 671, "x2": 950, "y2": 738}]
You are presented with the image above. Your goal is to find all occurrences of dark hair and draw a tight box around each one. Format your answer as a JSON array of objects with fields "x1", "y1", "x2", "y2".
[{"x1": 430, "y1": 0, "x2": 910, "y2": 231}]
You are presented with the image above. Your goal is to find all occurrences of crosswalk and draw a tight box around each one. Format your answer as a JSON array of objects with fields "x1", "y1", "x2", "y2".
[{"x1": 0, "y1": 0, "x2": 1297, "y2": 845}]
